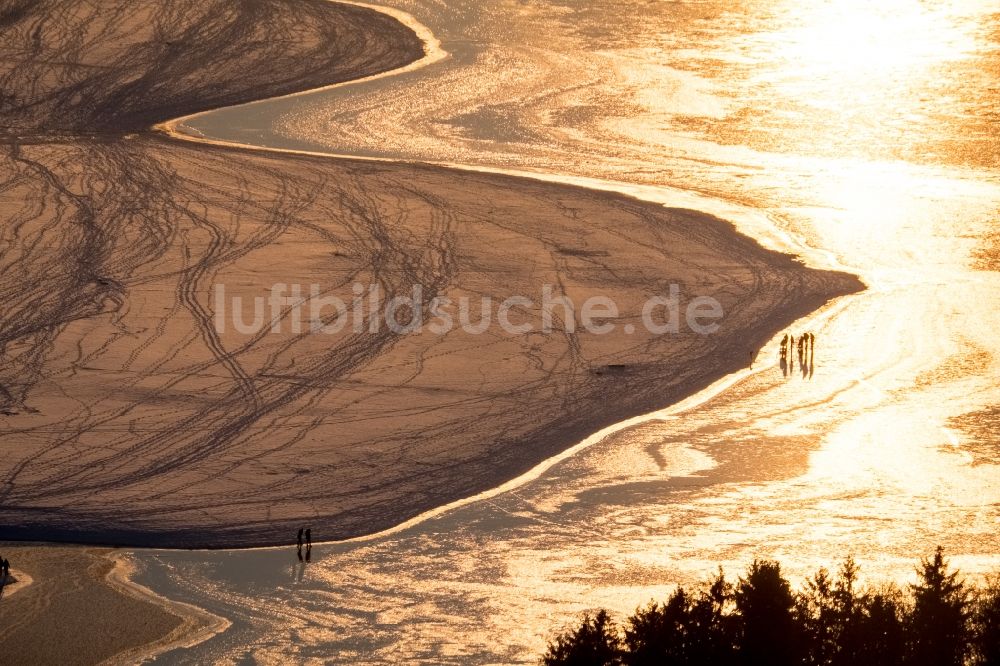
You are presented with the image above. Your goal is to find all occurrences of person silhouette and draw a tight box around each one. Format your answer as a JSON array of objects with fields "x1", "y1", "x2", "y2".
[
  {"x1": 305, "y1": 528, "x2": 312, "y2": 547},
  {"x1": 297, "y1": 528, "x2": 304, "y2": 549}
]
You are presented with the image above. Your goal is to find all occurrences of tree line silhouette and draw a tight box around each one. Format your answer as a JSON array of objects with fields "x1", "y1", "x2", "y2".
[{"x1": 543, "y1": 548, "x2": 1000, "y2": 666}]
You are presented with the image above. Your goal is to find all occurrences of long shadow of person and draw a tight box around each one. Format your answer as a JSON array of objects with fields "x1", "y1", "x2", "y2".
[{"x1": 809, "y1": 333, "x2": 816, "y2": 378}]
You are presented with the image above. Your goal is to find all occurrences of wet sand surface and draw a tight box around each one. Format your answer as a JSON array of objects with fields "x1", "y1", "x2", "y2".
[
  {"x1": 0, "y1": 0, "x2": 858, "y2": 549},
  {"x1": 0, "y1": 544, "x2": 187, "y2": 665}
]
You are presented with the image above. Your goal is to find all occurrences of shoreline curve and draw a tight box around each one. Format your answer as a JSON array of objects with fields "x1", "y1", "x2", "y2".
[{"x1": 100, "y1": 553, "x2": 231, "y2": 664}]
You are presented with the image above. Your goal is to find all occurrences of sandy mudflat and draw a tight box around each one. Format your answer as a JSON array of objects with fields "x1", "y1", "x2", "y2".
[
  {"x1": 0, "y1": 544, "x2": 216, "y2": 665},
  {"x1": 0, "y1": 0, "x2": 862, "y2": 551}
]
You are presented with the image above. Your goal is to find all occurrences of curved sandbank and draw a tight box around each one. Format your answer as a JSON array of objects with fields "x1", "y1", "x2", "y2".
[
  {"x1": 0, "y1": 544, "x2": 224, "y2": 665},
  {"x1": 0, "y1": 0, "x2": 862, "y2": 552}
]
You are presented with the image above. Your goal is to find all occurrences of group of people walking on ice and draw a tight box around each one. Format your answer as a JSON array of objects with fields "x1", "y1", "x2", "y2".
[{"x1": 780, "y1": 332, "x2": 815, "y2": 378}]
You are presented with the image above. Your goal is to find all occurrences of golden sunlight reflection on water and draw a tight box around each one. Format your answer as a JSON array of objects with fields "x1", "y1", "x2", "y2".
[{"x1": 143, "y1": 0, "x2": 1000, "y2": 663}]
